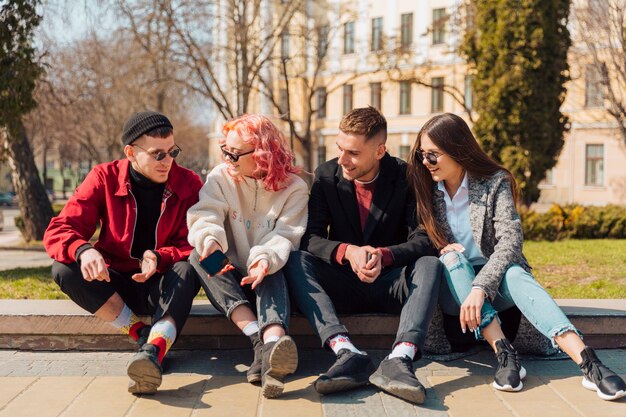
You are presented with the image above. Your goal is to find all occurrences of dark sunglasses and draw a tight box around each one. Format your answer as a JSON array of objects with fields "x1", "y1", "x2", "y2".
[
  {"x1": 133, "y1": 144, "x2": 182, "y2": 161},
  {"x1": 220, "y1": 145, "x2": 254, "y2": 163},
  {"x1": 416, "y1": 149, "x2": 444, "y2": 165}
]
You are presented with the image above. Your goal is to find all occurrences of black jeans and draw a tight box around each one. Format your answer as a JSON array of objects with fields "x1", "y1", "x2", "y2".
[
  {"x1": 189, "y1": 250, "x2": 291, "y2": 333},
  {"x1": 283, "y1": 250, "x2": 442, "y2": 349},
  {"x1": 52, "y1": 260, "x2": 201, "y2": 334}
]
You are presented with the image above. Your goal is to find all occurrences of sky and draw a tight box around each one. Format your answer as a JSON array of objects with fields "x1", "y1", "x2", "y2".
[{"x1": 38, "y1": 1, "x2": 117, "y2": 46}]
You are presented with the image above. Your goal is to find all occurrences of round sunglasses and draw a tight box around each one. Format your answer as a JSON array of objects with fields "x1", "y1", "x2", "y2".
[
  {"x1": 416, "y1": 149, "x2": 444, "y2": 165},
  {"x1": 133, "y1": 144, "x2": 182, "y2": 161},
  {"x1": 220, "y1": 145, "x2": 255, "y2": 163}
]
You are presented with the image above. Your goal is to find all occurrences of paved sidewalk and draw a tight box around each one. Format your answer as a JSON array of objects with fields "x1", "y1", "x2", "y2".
[
  {"x1": 0, "y1": 348, "x2": 624, "y2": 417},
  {"x1": 0, "y1": 249, "x2": 51, "y2": 271}
]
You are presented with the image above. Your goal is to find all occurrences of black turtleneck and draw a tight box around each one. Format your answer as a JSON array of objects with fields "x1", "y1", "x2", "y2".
[{"x1": 129, "y1": 165, "x2": 166, "y2": 259}]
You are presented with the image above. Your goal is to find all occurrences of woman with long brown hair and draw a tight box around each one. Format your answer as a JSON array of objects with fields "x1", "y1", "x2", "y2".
[{"x1": 407, "y1": 113, "x2": 625, "y2": 401}]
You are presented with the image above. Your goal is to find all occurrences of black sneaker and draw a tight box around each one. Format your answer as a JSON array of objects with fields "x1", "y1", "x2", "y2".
[
  {"x1": 136, "y1": 325, "x2": 152, "y2": 349},
  {"x1": 314, "y1": 349, "x2": 375, "y2": 395},
  {"x1": 369, "y1": 356, "x2": 426, "y2": 404},
  {"x1": 492, "y1": 339, "x2": 526, "y2": 392},
  {"x1": 579, "y1": 346, "x2": 626, "y2": 401},
  {"x1": 127, "y1": 343, "x2": 163, "y2": 395},
  {"x1": 261, "y1": 336, "x2": 298, "y2": 399},
  {"x1": 247, "y1": 333, "x2": 263, "y2": 384}
]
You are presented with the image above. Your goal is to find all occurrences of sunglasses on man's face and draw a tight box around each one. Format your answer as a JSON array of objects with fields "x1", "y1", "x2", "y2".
[
  {"x1": 133, "y1": 144, "x2": 182, "y2": 161},
  {"x1": 416, "y1": 149, "x2": 444, "y2": 165},
  {"x1": 220, "y1": 145, "x2": 254, "y2": 163}
]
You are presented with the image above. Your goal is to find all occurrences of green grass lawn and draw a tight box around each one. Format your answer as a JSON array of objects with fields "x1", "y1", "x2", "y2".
[
  {"x1": 524, "y1": 239, "x2": 626, "y2": 298},
  {"x1": 0, "y1": 239, "x2": 624, "y2": 299}
]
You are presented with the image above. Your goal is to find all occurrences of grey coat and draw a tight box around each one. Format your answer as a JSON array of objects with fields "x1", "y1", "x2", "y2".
[{"x1": 432, "y1": 170, "x2": 531, "y2": 301}]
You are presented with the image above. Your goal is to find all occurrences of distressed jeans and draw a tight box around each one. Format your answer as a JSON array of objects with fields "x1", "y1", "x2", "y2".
[
  {"x1": 438, "y1": 251, "x2": 579, "y2": 347},
  {"x1": 190, "y1": 250, "x2": 290, "y2": 333}
]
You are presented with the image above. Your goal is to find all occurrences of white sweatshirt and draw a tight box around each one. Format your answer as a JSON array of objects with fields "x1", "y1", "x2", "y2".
[{"x1": 187, "y1": 163, "x2": 309, "y2": 274}]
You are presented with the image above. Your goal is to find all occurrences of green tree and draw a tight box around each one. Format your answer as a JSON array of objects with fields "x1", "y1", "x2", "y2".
[
  {"x1": 1, "y1": 0, "x2": 53, "y2": 241},
  {"x1": 462, "y1": 0, "x2": 571, "y2": 206}
]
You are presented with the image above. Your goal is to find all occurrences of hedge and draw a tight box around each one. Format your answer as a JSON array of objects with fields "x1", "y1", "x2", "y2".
[{"x1": 520, "y1": 204, "x2": 626, "y2": 241}]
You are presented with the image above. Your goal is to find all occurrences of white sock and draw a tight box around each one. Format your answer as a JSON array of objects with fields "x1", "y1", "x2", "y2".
[
  {"x1": 264, "y1": 335, "x2": 280, "y2": 344},
  {"x1": 111, "y1": 304, "x2": 132, "y2": 329},
  {"x1": 327, "y1": 334, "x2": 361, "y2": 355},
  {"x1": 388, "y1": 342, "x2": 418, "y2": 360},
  {"x1": 242, "y1": 321, "x2": 260, "y2": 337}
]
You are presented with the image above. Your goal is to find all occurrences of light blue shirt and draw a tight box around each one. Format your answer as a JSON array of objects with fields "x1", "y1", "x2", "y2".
[{"x1": 438, "y1": 174, "x2": 487, "y2": 266}]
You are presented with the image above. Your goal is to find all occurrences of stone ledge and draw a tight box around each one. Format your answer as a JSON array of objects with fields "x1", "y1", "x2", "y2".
[{"x1": 0, "y1": 299, "x2": 624, "y2": 351}]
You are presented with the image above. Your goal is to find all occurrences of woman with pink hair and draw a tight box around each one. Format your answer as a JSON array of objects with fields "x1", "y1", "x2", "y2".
[{"x1": 187, "y1": 114, "x2": 309, "y2": 398}]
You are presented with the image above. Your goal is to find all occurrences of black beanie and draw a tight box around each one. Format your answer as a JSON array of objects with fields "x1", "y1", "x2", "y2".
[{"x1": 121, "y1": 111, "x2": 173, "y2": 146}]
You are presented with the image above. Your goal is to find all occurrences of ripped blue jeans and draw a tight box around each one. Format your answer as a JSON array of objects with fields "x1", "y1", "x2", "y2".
[{"x1": 438, "y1": 251, "x2": 579, "y2": 347}]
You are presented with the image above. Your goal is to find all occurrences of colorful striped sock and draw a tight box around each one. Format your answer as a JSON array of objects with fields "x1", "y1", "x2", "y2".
[
  {"x1": 147, "y1": 319, "x2": 177, "y2": 364},
  {"x1": 110, "y1": 304, "x2": 147, "y2": 341}
]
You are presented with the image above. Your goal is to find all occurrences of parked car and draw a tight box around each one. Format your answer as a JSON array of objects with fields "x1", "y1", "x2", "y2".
[{"x1": 0, "y1": 192, "x2": 13, "y2": 206}]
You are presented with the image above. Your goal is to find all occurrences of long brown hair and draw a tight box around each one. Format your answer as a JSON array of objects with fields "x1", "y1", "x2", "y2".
[{"x1": 407, "y1": 113, "x2": 518, "y2": 249}]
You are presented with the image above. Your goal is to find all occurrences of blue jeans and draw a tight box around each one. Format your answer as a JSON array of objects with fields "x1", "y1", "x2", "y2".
[{"x1": 438, "y1": 251, "x2": 579, "y2": 347}]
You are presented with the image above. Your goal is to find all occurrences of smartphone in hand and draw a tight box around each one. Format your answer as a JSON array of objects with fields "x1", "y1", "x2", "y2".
[{"x1": 199, "y1": 250, "x2": 230, "y2": 276}]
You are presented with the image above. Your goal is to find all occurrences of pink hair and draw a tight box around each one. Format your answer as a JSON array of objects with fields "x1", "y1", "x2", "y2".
[{"x1": 222, "y1": 114, "x2": 299, "y2": 191}]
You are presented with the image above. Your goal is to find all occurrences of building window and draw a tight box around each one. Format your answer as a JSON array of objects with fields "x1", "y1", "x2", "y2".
[
  {"x1": 371, "y1": 17, "x2": 383, "y2": 51},
  {"x1": 281, "y1": 31, "x2": 290, "y2": 59},
  {"x1": 585, "y1": 64, "x2": 604, "y2": 108},
  {"x1": 317, "y1": 145, "x2": 327, "y2": 165},
  {"x1": 431, "y1": 77, "x2": 444, "y2": 113},
  {"x1": 279, "y1": 88, "x2": 289, "y2": 115},
  {"x1": 400, "y1": 13, "x2": 413, "y2": 49},
  {"x1": 399, "y1": 145, "x2": 410, "y2": 161},
  {"x1": 432, "y1": 8, "x2": 446, "y2": 45},
  {"x1": 399, "y1": 81, "x2": 411, "y2": 115},
  {"x1": 317, "y1": 25, "x2": 329, "y2": 59},
  {"x1": 585, "y1": 144, "x2": 604, "y2": 186},
  {"x1": 370, "y1": 82, "x2": 382, "y2": 111},
  {"x1": 464, "y1": 75, "x2": 473, "y2": 111},
  {"x1": 343, "y1": 84, "x2": 353, "y2": 115},
  {"x1": 344, "y1": 21, "x2": 355, "y2": 54},
  {"x1": 316, "y1": 87, "x2": 327, "y2": 119}
]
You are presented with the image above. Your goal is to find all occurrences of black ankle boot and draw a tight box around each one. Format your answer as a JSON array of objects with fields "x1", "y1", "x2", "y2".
[
  {"x1": 127, "y1": 343, "x2": 162, "y2": 395},
  {"x1": 261, "y1": 336, "x2": 298, "y2": 399},
  {"x1": 314, "y1": 349, "x2": 375, "y2": 394},
  {"x1": 136, "y1": 325, "x2": 152, "y2": 349},
  {"x1": 579, "y1": 346, "x2": 626, "y2": 401},
  {"x1": 246, "y1": 333, "x2": 263, "y2": 384},
  {"x1": 369, "y1": 355, "x2": 426, "y2": 404},
  {"x1": 492, "y1": 339, "x2": 526, "y2": 392}
]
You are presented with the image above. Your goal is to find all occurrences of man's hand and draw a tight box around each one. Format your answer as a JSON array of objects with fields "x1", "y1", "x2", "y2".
[
  {"x1": 201, "y1": 240, "x2": 222, "y2": 260},
  {"x1": 241, "y1": 259, "x2": 269, "y2": 290},
  {"x1": 345, "y1": 245, "x2": 382, "y2": 283},
  {"x1": 132, "y1": 250, "x2": 158, "y2": 283},
  {"x1": 79, "y1": 248, "x2": 110, "y2": 282},
  {"x1": 460, "y1": 287, "x2": 485, "y2": 334}
]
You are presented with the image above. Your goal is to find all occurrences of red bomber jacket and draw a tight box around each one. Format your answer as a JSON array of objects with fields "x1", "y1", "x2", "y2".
[{"x1": 44, "y1": 159, "x2": 203, "y2": 273}]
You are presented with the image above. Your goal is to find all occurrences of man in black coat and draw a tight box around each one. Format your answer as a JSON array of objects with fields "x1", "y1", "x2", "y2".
[{"x1": 284, "y1": 107, "x2": 442, "y2": 404}]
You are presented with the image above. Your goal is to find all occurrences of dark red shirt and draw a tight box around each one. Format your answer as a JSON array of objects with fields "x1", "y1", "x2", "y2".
[{"x1": 334, "y1": 177, "x2": 394, "y2": 267}]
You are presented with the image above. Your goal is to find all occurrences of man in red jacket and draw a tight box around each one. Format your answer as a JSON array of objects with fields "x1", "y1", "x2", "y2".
[{"x1": 44, "y1": 111, "x2": 203, "y2": 395}]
